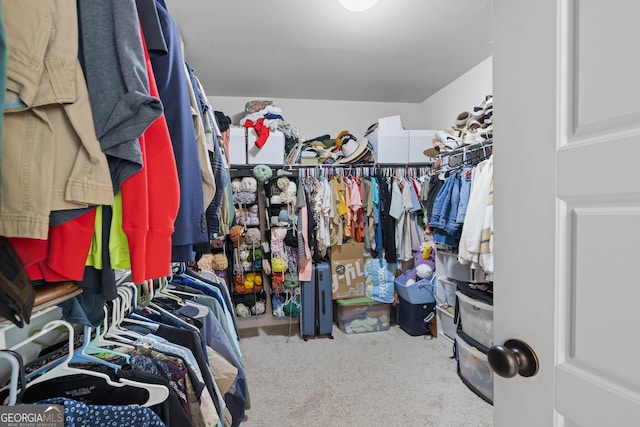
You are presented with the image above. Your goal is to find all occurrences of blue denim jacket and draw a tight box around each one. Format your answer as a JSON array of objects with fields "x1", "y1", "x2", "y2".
[
  {"x1": 456, "y1": 166, "x2": 473, "y2": 223},
  {"x1": 429, "y1": 172, "x2": 462, "y2": 247}
]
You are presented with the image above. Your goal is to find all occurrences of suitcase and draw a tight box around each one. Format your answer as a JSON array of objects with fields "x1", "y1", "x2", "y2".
[
  {"x1": 300, "y1": 274, "x2": 316, "y2": 340},
  {"x1": 316, "y1": 262, "x2": 334, "y2": 338},
  {"x1": 300, "y1": 262, "x2": 334, "y2": 340}
]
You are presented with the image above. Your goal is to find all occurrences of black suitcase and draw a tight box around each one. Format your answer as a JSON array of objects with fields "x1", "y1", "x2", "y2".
[
  {"x1": 300, "y1": 262, "x2": 334, "y2": 340},
  {"x1": 300, "y1": 272, "x2": 316, "y2": 339},
  {"x1": 316, "y1": 262, "x2": 333, "y2": 337}
]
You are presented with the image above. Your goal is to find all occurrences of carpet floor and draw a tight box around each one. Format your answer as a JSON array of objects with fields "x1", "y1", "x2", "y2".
[{"x1": 238, "y1": 324, "x2": 493, "y2": 426}]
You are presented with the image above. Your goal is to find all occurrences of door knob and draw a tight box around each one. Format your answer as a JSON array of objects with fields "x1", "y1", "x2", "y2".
[{"x1": 488, "y1": 339, "x2": 539, "y2": 378}]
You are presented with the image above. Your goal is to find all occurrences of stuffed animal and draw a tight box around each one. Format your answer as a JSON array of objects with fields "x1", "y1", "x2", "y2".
[{"x1": 406, "y1": 244, "x2": 436, "y2": 281}]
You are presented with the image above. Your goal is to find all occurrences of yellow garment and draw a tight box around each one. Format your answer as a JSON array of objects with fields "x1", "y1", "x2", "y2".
[
  {"x1": 109, "y1": 192, "x2": 132, "y2": 269},
  {"x1": 85, "y1": 193, "x2": 131, "y2": 270},
  {"x1": 85, "y1": 206, "x2": 104, "y2": 269},
  {"x1": 332, "y1": 177, "x2": 347, "y2": 216}
]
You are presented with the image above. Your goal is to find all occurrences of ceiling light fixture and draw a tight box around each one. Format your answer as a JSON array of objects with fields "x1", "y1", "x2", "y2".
[{"x1": 338, "y1": 0, "x2": 378, "y2": 12}]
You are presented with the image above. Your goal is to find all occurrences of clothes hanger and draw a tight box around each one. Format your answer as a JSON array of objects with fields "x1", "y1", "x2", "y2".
[
  {"x1": 13, "y1": 320, "x2": 169, "y2": 407},
  {"x1": 104, "y1": 293, "x2": 139, "y2": 343},
  {"x1": 89, "y1": 306, "x2": 136, "y2": 352},
  {"x1": 155, "y1": 276, "x2": 185, "y2": 306},
  {"x1": 117, "y1": 286, "x2": 159, "y2": 332},
  {"x1": 68, "y1": 324, "x2": 123, "y2": 372},
  {"x1": 0, "y1": 350, "x2": 22, "y2": 405},
  {"x1": 147, "y1": 299, "x2": 200, "y2": 333}
]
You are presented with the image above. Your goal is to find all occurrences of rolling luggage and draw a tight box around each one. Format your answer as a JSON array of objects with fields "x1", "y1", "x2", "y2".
[
  {"x1": 316, "y1": 262, "x2": 333, "y2": 337},
  {"x1": 300, "y1": 262, "x2": 334, "y2": 340},
  {"x1": 300, "y1": 272, "x2": 316, "y2": 339}
]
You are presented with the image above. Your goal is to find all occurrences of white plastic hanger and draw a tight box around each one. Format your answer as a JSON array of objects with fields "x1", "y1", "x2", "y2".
[
  {"x1": 0, "y1": 351, "x2": 21, "y2": 405},
  {"x1": 12, "y1": 320, "x2": 169, "y2": 407},
  {"x1": 68, "y1": 324, "x2": 123, "y2": 372},
  {"x1": 117, "y1": 286, "x2": 159, "y2": 332},
  {"x1": 91, "y1": 306, "x2": 136, "y2": 351}
]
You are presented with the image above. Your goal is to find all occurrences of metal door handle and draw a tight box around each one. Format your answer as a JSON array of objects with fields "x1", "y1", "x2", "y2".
[{"x1": 488, "y1": 339, "x2": 539, "y2": 378}]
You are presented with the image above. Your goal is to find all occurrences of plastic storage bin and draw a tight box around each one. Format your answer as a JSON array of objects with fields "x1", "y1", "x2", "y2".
[
  {"x1": 229, "y1": 127, "x2": 247, "y2": 165},
  {"x1": 396, "y1": 297, "x2": 436, "y2": 336},
  {"x1": 335, "y1": 297, "x2": 390, "y2": 334},
  {"x1": 436, "y1": 276, "x2": 458, "y2": 307},
  {"x1": 436, "y1": 305, "x2": 455, "y2": 341},
  {"x1": 455, "y1": 291, "x2": 494, "y2": 349},
  {"x1": 456, "y1": 331, "x2": 493, "y2": 404},
  {"x1": 247, "y1": 129, "x2": 285, "y2": 165},
  {"x1": 439, "y1": 251, "x2": 471, "y2": 281},
  {"x1": 394, "y1": 271, "x2": 436, "y2": 304}
]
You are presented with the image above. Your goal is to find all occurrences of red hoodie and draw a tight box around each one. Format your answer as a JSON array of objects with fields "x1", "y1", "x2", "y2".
[{"x1": 120, "y1": 31, "x2": 180, "y2": 283}]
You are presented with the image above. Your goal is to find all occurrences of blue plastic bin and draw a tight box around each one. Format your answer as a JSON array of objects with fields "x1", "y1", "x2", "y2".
[{"x1": 394, "y1": 271, "x2": 436, "y2": 304}]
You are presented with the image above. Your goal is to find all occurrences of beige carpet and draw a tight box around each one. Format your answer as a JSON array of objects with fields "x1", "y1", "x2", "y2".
[{"x1": 238, "y1": 324, "x2": 493, "y2": 426}]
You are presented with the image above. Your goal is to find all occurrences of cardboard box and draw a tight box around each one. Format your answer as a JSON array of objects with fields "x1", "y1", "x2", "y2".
[
  {"x1": 330, "y1": 242, "x2": 366, "y2": 299},
  {"x1": 229, "y1": 127, "x2": 247, "y2": 165},
  {"x1": 247, "y1": 129, "x2": 285, "y2": 165}
]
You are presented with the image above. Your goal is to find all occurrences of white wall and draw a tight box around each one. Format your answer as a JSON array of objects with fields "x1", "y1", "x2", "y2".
[
  {"x1": 208, "y1": 55, "x2": 493, "y2": 141},
  {"x1": 421, "y1": 57, "x2": 493, "y2": 130},
  {"x1": 208, "y1": 96, "x2": 425, "y2": 142}
]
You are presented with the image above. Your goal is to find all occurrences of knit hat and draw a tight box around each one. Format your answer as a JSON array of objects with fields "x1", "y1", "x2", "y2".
[
  {"x1": 211, "y1": 253, "x2": 229, "y2": 270},
  {"x1": 284, "y1": 229, "x2": 298, "y2": 247},
  {"x1": 276, "y1": 177, "x2": 290, "y2": 191},
  {"x1": 271, "y1": 257, "x2": 287, "y2": 273},
  {"x1": 278, "y1": 209, "x2": 290, "y2": 223},
  {"x1": 284, "y1": 272, "x2": 299, "y2": 289},
  {"x1": 229, "y1": 225, "x2": 245, "y2": 245},
  {"x1": 245, "y1": 228, "x2": 261, "y2": 248},
  {"x1": 233, "y1": 191, "x2": 256, "y2": 205},
  {"x1": 252, "y1": 301, "x2": 266, "y2": 315},
  {"x1": 241, "y1": 177, "x2": 257, "y2": 193},
  {"x1": 231, "y1": 179, "x2": 242, "y2": 193},
  {"x1": 235, "y1": 303, "x2": 251, "y2": 317},
  {"x1": 252, "y1": 164, "x2": 273, "y2": 183},
  {"x1": 286, "y1": 181, "x2": 297, "y2": 196},
  {"x1": 248, "y1": 248, "x2": 263, "y2": 261}
]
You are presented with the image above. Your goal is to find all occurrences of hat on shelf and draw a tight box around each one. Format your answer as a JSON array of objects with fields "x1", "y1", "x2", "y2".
[{"x1": 336, "y1": 134, "x2": 370, "y2": 164}]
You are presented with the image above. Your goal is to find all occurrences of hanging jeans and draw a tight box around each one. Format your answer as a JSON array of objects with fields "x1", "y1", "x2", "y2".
[{"x1": 429, "y1": 172, "x2": 462, "y2": 247}]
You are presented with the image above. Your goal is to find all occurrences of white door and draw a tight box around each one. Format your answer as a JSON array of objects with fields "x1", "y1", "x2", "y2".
[{"x1": 492, "y1": 0, "x2": 640, "y2": 426}]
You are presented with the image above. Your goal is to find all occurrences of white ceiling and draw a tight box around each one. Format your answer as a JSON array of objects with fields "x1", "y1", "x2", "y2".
[{"x1": 165, "y1": 0, "x2": 493, "y2": 103}]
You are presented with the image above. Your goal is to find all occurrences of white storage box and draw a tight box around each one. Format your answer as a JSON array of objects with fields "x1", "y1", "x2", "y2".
[
  {"x1": 436, "y1": 276, "x2": 458, "y2": 307},
  {"x1": 229, "y1": 127, "x2": 247, "y2": 165},
  {"x1": 247, "y1": 129, "x2": 285, "y2": 165},
  {"x1": 456, "y1": 291, "x2": 494, "y2": 349},
  {"x1": 367, "y1": 128, "x2": 410, "y2": 164},
  {"x1": 436, "y1": 305, "x2": 455, "y2": 341},
  {"x1": 456, "y1": 332, "x2": 493, "y2": 403},
  {"x1": 408, "y1": 129, "x2": 438, "y2": 163},
  {"x1": 439, "y1": 251, "x2": 472, "y2": 281},
  {"x1": 365, "y1": 115, "x2": 409, "y2": 164}
]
